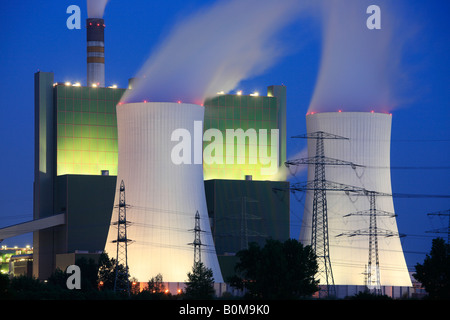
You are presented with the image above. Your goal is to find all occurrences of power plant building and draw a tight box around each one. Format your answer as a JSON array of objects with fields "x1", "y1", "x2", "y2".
[
  {"x1": 8, "y1": 6, "x2": 414, "y2": 298},
  {"x1": 33, "y1": 71, "x2": 123, "y2": 280},
  {"x1": 203, "y1": 86, "x2": 286, "y2": 181},
  {"x1": 202, "y1": 87, "x2": 290, "y2": 281}
]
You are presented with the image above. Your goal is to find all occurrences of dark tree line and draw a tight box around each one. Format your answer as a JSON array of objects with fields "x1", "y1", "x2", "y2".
[
  {"x1": 5, "y1": 237, "x2": 447, "y2": 300},
  {"x1": 228, "y1": 238, "x2": 319, "y2": 299}
]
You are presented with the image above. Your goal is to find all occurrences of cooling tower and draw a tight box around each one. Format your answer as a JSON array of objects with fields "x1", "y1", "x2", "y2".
[
  {"x1": 300, "y1": 112, "x2": 411, "y2": 288},
  {"x1": 103, "y1": 102, "x2": 224, "y2": 284},
  {"x1": 86, "y1": 18, "x2": 105, "y2": 87}
]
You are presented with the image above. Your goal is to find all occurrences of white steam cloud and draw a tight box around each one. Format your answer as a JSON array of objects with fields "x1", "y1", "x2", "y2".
[
  {"x1": 308, "y1": 0, "x2": 406, "y2": 113},
  {"x1": 121, "y1": 0, "x2": 307, "y2": 105},
  {"x1": 87, "y1": 0, "x2": 109, "y2": 19}
]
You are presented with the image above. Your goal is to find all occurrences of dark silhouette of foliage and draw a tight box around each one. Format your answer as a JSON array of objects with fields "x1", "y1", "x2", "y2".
[
  {"x1": 184, "y1": 261, "x2": 216, "y2": 299},
  {"x1": 414, "y1": 237, "x2": 450, "y2": 299},
  {"x1": 232, "y1": 238, "x2": 319, "y2": 299},
  {"x1": 347, "y1": 289, "x2": 392, "y2": 300}
]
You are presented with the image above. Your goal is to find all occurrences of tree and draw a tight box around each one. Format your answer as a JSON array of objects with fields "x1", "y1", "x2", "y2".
[
  {"x1": 75, "y1": 256, "x2": 100, "y2": 291},
  {"x1": 134, "y1": 273, "x2": 168, "y2": 299},
  {"x1": 0, "y1": 273, "x2": 11, "y2": 299},
  {"x1": 97, "y1": 252, "x2": 128, "y2": 291},
  {"x1": 414, "y1": 237, "x2": 450, "y2": 299},
  {"x1": 233, "y1": 238, "x2": 319, "y2": 299},
  {"x1": 147, "y1": 273, "x2": 165, "y2": 293},
  {"x1": 185, "y1": 262, "x2": 215, "y2": 299}
]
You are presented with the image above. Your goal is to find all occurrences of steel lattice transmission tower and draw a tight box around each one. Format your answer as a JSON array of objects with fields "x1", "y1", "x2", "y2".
[
  {"x1": 291, "y1": 131, "x2": 352, "y2": 297},
  {"x1": 229, "y1": 196, "x2": 260, "y2": 251},
  {"x1": 112, "y1": 180, "x2": 132, "y2": 296},
  {"x1": 339, "y1": 190, "x2": 397, "y2": 294},
  {"x1": 188, "y1": 210, "x2": 205, "y2": 264}
]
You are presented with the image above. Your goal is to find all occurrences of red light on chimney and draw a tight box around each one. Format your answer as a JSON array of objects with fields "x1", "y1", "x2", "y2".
[
  {"x1": 338, "y1": 110, "x2": 342, "y2": 113},
  {"x1": 371, "y1": 110, "x2": 374, "y2": 113},
  {"x1": 177, "y1": 100, "x2": 181, "y2": 104}
]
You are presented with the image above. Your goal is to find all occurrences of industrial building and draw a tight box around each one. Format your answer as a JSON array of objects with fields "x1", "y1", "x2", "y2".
[
  {"x1": 203, "y1": 85, "x2": 286, "y2": 181},
  {"x1": 30, "y1": 71, "x2": 291, "y2": 290},
  {"x1": 0, "y1": 5, "x2": 293, "y2": 290},
  {"x1": 205, "y1": 178, "x2": 290, "y2": 280},
  {"x1": 0, "y1": 4, "x2": 416, "y2": 299},
  {"x1": 32, "y1": 71, "x2": 123, "y2": 280}
]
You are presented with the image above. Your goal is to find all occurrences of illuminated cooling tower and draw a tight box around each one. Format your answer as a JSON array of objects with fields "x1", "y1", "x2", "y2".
[
  {"x1": 103, "y1": 102, "x2": 223, "y2": 284},
  {"x1": 300, "y1": 112, "x2": 411, "y2": 288}
]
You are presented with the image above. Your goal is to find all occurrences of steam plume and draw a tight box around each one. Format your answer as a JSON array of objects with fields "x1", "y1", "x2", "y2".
[
  {"x1": 87, "y1": 0, "x2": 109, "y2": 18},
  {"x1": 308, "y1": 0, "x2": 405, "y2": 113},
  {"x1": 121, "y1": 0, "x2": 306, "y2": 105}
]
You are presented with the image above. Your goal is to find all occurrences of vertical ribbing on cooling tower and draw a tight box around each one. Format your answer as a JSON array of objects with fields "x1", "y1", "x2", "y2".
[
  {"x1": 300, "y1": 112, "x2": 412, "y2": 288},
  {"x1": 86, "y1": 18, "x2": 105, "y2": 87},
  {"x1": 103, "y1": 102, "x2": 224, "y2": 284}
]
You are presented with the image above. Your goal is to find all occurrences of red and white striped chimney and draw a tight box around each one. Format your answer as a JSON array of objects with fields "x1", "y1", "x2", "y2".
[{"x1": 86, "y1": 18, "x2": 105, "y2": 87}]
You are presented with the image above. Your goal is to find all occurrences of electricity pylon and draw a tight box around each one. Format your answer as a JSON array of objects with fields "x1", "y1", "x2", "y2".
[
  {"x1": 112, "y1": 180, "x2": 132, "y2": 296},
  {"x1": 339, "y1": 190, "x2": 397, "y2": 294},
  {"x1": 289, "y1": 131, "x2": 353, "y2": 298},
  {"x1": 188, "y1": 210, "x2": 205, "y2": 264},
  {"x1": 228, "y1": 196, "x2": 260, "y2": 251}
]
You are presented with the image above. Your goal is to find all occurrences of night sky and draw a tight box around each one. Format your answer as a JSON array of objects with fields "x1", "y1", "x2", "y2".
[{"x1": 0, "y1": 0, "x2": 448, "y2": 271}]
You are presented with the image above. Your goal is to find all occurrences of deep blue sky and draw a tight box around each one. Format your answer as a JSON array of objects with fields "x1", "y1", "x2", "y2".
[{"x1": 0, "y1": 1, "x2": 448, "y2": 271}]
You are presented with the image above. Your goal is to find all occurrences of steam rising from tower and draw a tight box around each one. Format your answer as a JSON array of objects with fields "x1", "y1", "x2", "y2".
[
  {"x1": 309, "y1": 0, "x2": 406, "y2": 113},
  {"x1": 86, "y1": 0, "x2": 109, "y2": 87},
  {"x1": 120, "y1": 0, "x2": 306, "y2": 105}
]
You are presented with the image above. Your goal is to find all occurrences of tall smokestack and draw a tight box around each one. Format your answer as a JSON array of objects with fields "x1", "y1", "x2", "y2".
[{"x1": 86, "y1": 18, "x2": 105, "y2": 87}]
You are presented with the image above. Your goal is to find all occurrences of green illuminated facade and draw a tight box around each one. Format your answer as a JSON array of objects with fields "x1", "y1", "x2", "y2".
[
  {"x1": 55, "y1": 84, "x2": 125, "y2": 176},
  {"x1": 203, "y1": 86, "x2": 286, "y2": 181}
]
